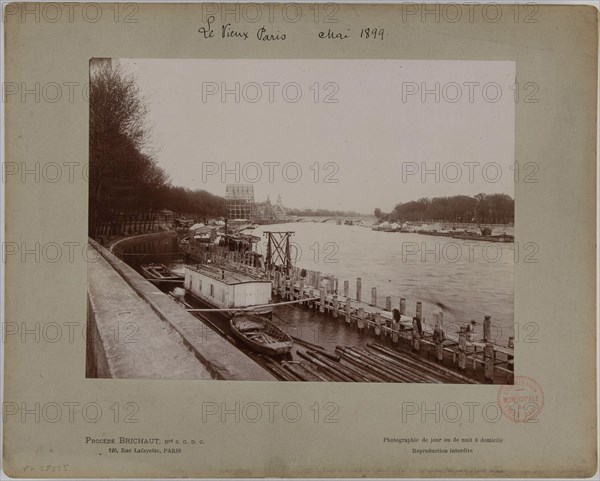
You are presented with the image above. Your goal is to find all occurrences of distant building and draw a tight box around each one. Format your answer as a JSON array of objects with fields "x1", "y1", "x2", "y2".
[
  {"x1": 156, "y1": 209, "x2": 175, "y2": 224},
  {"x1": 256, "y1": 194, "x2": 288, "y2": 221},
  {"x1": 226, "y1": 184, "x2": 256, "y2": 221},
  {"x1": 225, "y1": 185, "x2": 289, "y2": 222}
]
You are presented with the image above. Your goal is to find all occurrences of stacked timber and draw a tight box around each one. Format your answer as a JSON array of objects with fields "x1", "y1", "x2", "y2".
[{"x1": 271, "y1": 344, "x2": 480, "y2": 384}]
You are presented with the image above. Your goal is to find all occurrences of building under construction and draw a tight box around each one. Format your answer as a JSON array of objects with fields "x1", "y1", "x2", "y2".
[{"x1": 225, "y1": 184, "x2": 256, "y2": 222}]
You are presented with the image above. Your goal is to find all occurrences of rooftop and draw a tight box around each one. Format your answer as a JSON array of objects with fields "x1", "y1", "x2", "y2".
[{"x1": 186, "y1": 264, "x2": 270, "y2": 285}]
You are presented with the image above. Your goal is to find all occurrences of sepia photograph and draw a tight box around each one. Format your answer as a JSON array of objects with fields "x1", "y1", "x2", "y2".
[
  {"x1": 87, "y1": 58, "x2": 516, "y2": 384},
  {"x1": 4, "y1": 2, "x2": 598, "y2": 478}
]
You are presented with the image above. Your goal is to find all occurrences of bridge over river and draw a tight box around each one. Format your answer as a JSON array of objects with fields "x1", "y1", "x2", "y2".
[{"x1": 295, "y1": 215, "x2": 376, "y2": 224}]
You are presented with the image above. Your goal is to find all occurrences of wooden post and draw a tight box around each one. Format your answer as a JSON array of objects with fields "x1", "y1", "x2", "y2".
[
  {"x1": 484, "y1": 343, "x2": 495, "y2": 383},
  {"x1": 356, "y1": 278, "x2": 362, "y2": 302},
  {"x1": 345, "y1": 297, "x2": 351, "y2": 324},
  {"x1": 371, "y1": 287, "x2": 377, "y2": 306},
  {"x1": 385, "y1": 296, "x2": 392, "y2": 311},
  {"x1": 400, "y1": 298, "x2": 406, "y2": 316},
  {"x1": 416, "y1": 301, "x2": 422, "y2": 321},
  {"x1": 375, "y1": 312, "x2": 382, "y2": 337},
  {"x1": 434, "y1": 327, "x2": 444, "y2": 362},
  {"x1": 392, "y1": 318, "x2": 399, "y2": 344},
  {"x1": 332, "y1": 294, "x2": 339, "y2": 318},
  {"x1": 343, "y1": 280, "x2": 349, "y2": 298},
  {"x1": 412, "y1": 316, "x2": 421, "y2": 352},
  {"x1": 357, "y1": 308, "x2": 365, "y2": 330},
  {"x1": 458, "y1": 326, "x2": 467, "y2": 371},
  {"x1": 483, "y1": 315, "x2": 491, "y2": 341}
]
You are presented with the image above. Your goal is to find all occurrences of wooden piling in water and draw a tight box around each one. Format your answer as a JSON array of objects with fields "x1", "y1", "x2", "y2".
[
  {"x1": 458, "y1": 326, "x2": 467, "y2": 371},
  {"x1": 400, "y1": 297, "x2": 406, "y2": 315},
  {"x1": 345, "y1": 296, "x2": 352, "y2": 324},
  {"x1": 357, "y1": 308, "x2": 365, "y2": 330},
  {"x1": 356, "y1": 278, "x2": 362, "y2": 302},
  {"x1": 343, "y1": 280, "x2": 349, "y2": 298},
  {"x1": 320, "y1": 288, "x2": 326, "y2": 313},
  {"x1": 375, "y1": 312, "x2": 382, "y2": 337},
  {"x1": 386, "y1": 296, "x2": 392, "y2": 311},
  {"x1": 483, "y1": 315, "x2": 491, "y2": 341},
  {"x1": 333, "y1": 294, "x2": 339, "y2": 318},
  {"x1": 412, "y1": 316, "x2": 421, "y2": 352},
  {"x1": 392, "y1": 317, "x2": 399, "y2": 344},
  {"x1": 371, "y1": 287, "x2": 377, "y2": 306},
  {"x1": 433, "y1": 324, "x2": 444, "y2": 363},
  {"x1": 484, "y1": 343, "x2": 495, "y2": 382}
]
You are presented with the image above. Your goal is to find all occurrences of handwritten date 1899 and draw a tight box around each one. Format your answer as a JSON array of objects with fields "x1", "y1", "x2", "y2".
[{"x1": 360, "y1": 28, "x2": 386, "y2": 40}]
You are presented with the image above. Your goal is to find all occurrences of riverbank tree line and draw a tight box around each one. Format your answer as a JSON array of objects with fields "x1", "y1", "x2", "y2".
[
  {"x1": 89, "y1": 59, "x2": 226, "y2": 237},
  {"x1": 375, "y1": 193, "x2": 514, "y2": 224}
]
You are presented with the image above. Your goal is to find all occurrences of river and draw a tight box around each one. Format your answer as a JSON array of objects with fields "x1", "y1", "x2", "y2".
[
  {"x1": 118, "y1": 222, "x2": 514, "y2": 346},
  {"x1": 252, "y1": 222, "x2": 513, "y2": 344}
]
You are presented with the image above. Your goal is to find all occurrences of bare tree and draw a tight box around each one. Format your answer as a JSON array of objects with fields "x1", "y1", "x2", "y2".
[{"x1": 89, "y1": 59, "x2": 160, "y2": 235}]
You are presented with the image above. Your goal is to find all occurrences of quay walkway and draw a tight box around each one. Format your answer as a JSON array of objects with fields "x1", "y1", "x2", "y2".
[{"x1": 87, "y1": 238, "x2": 275, "y2": 381}]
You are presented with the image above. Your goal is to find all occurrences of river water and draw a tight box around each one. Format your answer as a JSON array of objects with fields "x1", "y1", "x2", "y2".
[
  {"x1": 119, "y1": 222, "x2": 514, "y2": 346},
  {"x1": 253, "y1": 222, "x2": 514, "y2": 344}
]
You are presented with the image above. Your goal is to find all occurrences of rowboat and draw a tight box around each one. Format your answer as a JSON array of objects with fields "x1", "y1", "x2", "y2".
[
  {"x1": 141, "y1": 263, "x2": 184, "y2": 281},
  {"x1": 230, "y1": 313, "x2": 293, "y2": 356}
]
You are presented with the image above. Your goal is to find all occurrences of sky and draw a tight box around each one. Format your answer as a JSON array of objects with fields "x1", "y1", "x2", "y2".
[{"x1": 119, "y1": 59, "x2": 515, "y2": 214}]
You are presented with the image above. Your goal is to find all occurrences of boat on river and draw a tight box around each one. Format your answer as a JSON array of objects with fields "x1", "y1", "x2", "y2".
[
  {"x1": 141, "y1": 263, "x2": 184, "y2": 282},
  {"x1": 230, "y1": 312, "x2": 293, "y2": 356}
]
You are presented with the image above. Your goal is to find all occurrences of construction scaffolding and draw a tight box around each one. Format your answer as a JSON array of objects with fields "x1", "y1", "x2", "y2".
[
  {"x1": 225, "y1": 184, "x2": 256, "y2": 222},
  {"x1": 264, "y1": 231, "x2": 294, "y2": 276}
]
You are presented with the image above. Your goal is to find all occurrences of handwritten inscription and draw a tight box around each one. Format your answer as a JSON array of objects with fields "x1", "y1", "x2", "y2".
[
  {"x1": 318, "y1": 28, "x2": 350, "y2": 40},
  {"x1": 222, "y1": 23, "x2": 248, "y2": 40},
  {"x1": 360, "y1": 28, "x2": 386, "y2": 40},
  {"x1": 199, "y1": 17, "x2": 287, "y2": 42},
  {"x1": 257, "y1": 26, "x2": 287, "y2": 41},
  {"x1": 198, "y1": 17, "x2": 388, "y2": 43},
  {"x1": 198, "y1": 15, "x2": 215, "y2": 38}
]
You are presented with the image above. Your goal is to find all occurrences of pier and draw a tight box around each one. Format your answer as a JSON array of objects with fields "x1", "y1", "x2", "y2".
[{"x1": 266, "y1": 265, "x2": 514, "y2": 384}]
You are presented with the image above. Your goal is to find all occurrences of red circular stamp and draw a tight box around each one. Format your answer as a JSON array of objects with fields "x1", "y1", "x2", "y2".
[{"x1": 497, "y1": 376, "x2": 544, "y2": 423}]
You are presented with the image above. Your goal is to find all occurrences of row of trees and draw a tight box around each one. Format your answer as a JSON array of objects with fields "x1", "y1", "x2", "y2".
[
  {"x1": 375, "y1": 193, "x2": 514, "y2": 224},
  {"x1": 89, "y1": 59, "x2": 226, "y2": 237}
]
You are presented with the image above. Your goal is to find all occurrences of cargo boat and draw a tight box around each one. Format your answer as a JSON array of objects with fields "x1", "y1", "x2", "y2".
[{"x1": 141, "y1": 263, "x2": 184, "y2": 282}]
